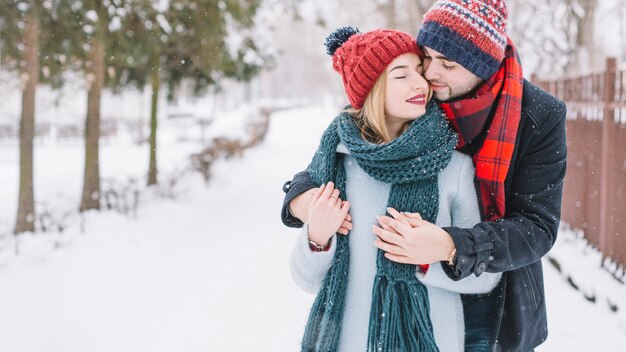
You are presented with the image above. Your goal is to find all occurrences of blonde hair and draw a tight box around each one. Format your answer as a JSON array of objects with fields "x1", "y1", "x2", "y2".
[{"x1": 347, "y1": 70, "x2": 431, "y2": 144}]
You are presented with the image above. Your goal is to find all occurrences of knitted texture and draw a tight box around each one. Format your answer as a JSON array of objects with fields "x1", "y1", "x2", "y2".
[
  {"x1": 301, "y1": 101, "x2": 458, "y2": 352},
  {"x1": 326, "y1": 27, "x2": 422, "y2": 109},
  {"x1": 440, "y1": 38, "x2": 524, "y2": 221},
  {"x1": 417, "y1": 0, "x2": 508, "y2": 80}
]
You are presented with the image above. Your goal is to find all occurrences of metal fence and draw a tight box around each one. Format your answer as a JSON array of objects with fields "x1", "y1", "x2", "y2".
[{"x1": 532, "y1": 58, "x2": 626, "y2": 268}]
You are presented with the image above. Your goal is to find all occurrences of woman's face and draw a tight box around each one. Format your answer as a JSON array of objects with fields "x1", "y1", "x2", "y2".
[{"x1": 384, "y1": 53, "x2": 429, "y2": 124}]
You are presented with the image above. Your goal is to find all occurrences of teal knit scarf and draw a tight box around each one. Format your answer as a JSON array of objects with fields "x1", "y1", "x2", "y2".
[{"x1": 301, "y1": 102, "x2": 458, "y2": 352}]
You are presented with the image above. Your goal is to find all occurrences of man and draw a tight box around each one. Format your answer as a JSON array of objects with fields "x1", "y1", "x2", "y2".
[{"x1": 281, "y1": 0, "x2": 567, "y2": 351}]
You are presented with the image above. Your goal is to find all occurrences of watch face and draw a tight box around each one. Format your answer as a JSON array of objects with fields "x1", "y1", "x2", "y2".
[
  {"x1": 308, "y1": 239, "x2": 330, "y2": 252},
  {"x1": 308, "y1": 240, "x2": 323, "y2": 252}
]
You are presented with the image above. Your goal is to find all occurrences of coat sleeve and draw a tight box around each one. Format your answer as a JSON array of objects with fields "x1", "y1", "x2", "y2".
[
  {"x1": 418, "y1": 262, "x2": 501, "y2": 294},
  {"x1": 418, "y1": 154, "x2": 501, "y2": 293},
  {"x1": 290, "y1": 224, "x2": 336, "y2": 293},
  {"x1": 281, "y1": 171, "x2": 317, "y2": 228},
  {"x1": 442, "y1": 100, "x2": 567, "y2": 280}
]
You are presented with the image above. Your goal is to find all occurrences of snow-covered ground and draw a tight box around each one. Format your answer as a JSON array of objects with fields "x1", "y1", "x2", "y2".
[{"x1": 0, "y1": 104, "x2": 625, "y2": 351}]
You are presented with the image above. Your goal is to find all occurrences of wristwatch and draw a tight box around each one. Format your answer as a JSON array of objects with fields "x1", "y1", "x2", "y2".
[
  {"x1": 447, "y1": 248, "x2": 457, "y2": 267},
  {"x1": 308, "y1": 239, "x2": 332, "y2": 252}
]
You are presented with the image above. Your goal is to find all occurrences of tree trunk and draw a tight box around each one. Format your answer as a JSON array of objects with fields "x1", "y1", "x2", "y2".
[
  {"x1": 564, "y1": 0, "x2": 598, "y2": 74},
  {"x1": 15, "y1": 7, "x2": 40, "y2": 234},
  {"x1": 403, "y1": 0, "x2": 435, "y2": 32},
  {"x1": 147, "y1": 64, "x2": 159, "y2": 186},
  {"x1": 577, "y1": 0, "x2": 598, "y2": 72},
  {"x1": 79, "y1": 12, "x2": 106, "y2": 212},
  {"x1": 379, "y1": 0, "x2": 398, "y2": 29}
]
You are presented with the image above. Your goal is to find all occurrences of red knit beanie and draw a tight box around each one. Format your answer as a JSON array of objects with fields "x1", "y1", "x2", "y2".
[{"x1": 325, "y1": 27, "x2": 423, "y2": 109}]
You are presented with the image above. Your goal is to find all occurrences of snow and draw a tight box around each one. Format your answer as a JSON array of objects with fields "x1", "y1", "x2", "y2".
[
  {"x1": 539, "y1": 230, "x2": 626, "y2": 351},
  {"x1": 0, "y1": 103, "x2": 625, "y2": 351}
]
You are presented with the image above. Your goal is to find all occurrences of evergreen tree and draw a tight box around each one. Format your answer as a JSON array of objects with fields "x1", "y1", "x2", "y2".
[
  {"x1": 108, "y1": 0, "x2": 166, "y2": 186},
  {"x1": 81, "y1": 1, "x2": 108, "y2": 211},
  {"x1": 112, "y1": 0, "x2": 270, "y2": 186},
  {"x1": 0, "y1": 1, "x2": 40, "y2": 234},
  {"x1": 0, "y1": 0, "x2": 67, "y2": 234},
  {"x1": 53, "y1": 0, "x2": 126, "y2": 211},
  {"x1": 163, "y1": 0, "x2": 267, "y2": 96}
]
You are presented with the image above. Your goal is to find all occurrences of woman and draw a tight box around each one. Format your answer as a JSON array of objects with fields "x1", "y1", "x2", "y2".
[{"x1": 290, "y1": 27, "x2": 501, "y2": 352}]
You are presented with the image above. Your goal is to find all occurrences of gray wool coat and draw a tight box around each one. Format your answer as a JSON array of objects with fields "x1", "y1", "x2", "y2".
[{"x1": 290, "y1": 144, "x2": 501, "y2": 352}]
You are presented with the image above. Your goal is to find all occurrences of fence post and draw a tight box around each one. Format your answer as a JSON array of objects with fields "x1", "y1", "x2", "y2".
[{"x1": 599, "y1": 58, "x2": 616, "y2": 254}]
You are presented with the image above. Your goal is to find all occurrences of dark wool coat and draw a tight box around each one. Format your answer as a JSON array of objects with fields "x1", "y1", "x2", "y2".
[{"x1": 280, "y1": 79, "x2": 567, "y2": 352}]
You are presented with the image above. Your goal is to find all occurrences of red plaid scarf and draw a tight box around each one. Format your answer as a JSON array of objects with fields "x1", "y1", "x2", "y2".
[{"x1": 440, "y1": 38, "x2": 523, "y2": 221}]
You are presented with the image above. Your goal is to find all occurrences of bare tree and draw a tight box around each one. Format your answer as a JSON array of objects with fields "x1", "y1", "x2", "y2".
[
  {"x1": 377, "y1": 0, "x2": 436, "y2": 32},
  {"x1": 405, "y1": 0, "x2": 436, "y2": 29},
  {"x1": 147, "y1": 59, "x2": 160, "y2": 186},
  {"x1": 378, "y1": 0, "x2": 399, "y2": 29},
  {"x1": 79, "y1": 1, "x2": 108, "y2": 211},
  {"x1": 621, "y1": 0, "x2": 626, "y2": 62},
  {"x1": 508, "y1": 0, "x2": 600, "y2": 78},
  {"x1": 14, "y1": 4, "x2": 40, "y2": 233},
  {"x1": 564, "y1": 0, "x2": 599, "y2": 74}
]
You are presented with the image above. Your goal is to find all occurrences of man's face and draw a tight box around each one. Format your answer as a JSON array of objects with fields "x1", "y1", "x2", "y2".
[{"x1": 422, "y1": 47, "x2": 483, "y2": 101}]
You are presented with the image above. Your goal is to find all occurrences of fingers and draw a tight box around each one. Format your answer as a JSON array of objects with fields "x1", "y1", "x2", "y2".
[
  {"x1": 337, "y1": 220, "x2": 352, "y2": 235},
  {"x1": 406, "y1": 218, "x2": 422, "y2": 227},
  {"x1": 384, "y1": 252, "x2": 412, "y2": 264},
  {"x1": 404, "y1": 213, "x2": 422, "y2": 227},
  {"x1": 336, "y1": 202, "x2": 352, "y2": 235},
  {"x1": 387, "y1": 207, "x2": 411, "y2": 226},
  {"x1": 312, "y1": 182, "x2": 343, "y2": 208},
  {"x1": 377, "y1": 219, "x2": 399, "y2": 234},
  {"x1": 372, "y1": 224, "x2": 404, "y2": 245},
  {"x1": 311, "y1": 183, "x2": 325, "y2": 204},
  {"x1": 387, "y1": 208, "x2": 426, "y2": 228},
  {"x1": 320, "y1": 181, "x2": 335, "y2": 200},
  {"x1": 378, "y1": 215, "x2": 413, "y2": 237},
  {"x1": 374, "y1": 237, "x2": 404, "y2": 255},
  {"x1": 405, "y1": 212, "x2": 423, "y2": 221},
  {"x1": 405, "y1": 213, "x2": 427, "y2": 227},
  {"x1": 340, "y1": 200, "x2": 350, "y2": 214}
]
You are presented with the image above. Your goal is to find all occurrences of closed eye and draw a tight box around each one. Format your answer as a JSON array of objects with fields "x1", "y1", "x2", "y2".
[{"x1": 442, "y1": 61, "x2": 455, "y2": 70}]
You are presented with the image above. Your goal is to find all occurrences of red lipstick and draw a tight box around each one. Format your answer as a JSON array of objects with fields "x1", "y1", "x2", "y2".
[{"x1": 406, "y1": 94, "x2": 426, "y2": 105}]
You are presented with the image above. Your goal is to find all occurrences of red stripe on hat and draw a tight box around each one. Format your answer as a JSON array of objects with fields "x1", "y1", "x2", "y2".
[{"x1": 425, "y1": 9, "x2": 504, "y2": 60}]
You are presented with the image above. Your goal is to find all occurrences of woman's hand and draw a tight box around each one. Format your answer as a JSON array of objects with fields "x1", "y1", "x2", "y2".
[
  {"x1": 372, "y1": 207, "x2": 454, "y2": 265},
  {"x1": 291, "y1": 185, "x2": 352, "y2": 235},
  {"x1": 307, "y1": 182, "x2": 351, "y2": 245}
]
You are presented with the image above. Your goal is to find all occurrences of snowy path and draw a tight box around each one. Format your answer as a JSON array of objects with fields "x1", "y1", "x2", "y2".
[
  {"x1": 0, "y1": 106, "x2": 329, "y2": 352},
  {"x1": 0, "y1": 105, "x2": 624, "y2": 351}
]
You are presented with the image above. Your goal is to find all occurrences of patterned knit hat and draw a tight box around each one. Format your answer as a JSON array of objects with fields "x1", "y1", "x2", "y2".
[
  {"x1": 325, "y1": 27, "x2": 422, "y2": 109},
  {"x1": 417, "y1": 0, "x2": 508, "y2": 80}
]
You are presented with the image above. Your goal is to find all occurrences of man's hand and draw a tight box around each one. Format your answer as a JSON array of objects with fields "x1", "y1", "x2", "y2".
[
  {"x1": 307, "y1": 182, "x2": 351, "y2": 245},
  {"x1": 372, "y1": 207, "x2": 455, "y2": 265},
  {"x1": 290, "y1": 184, "x2": 352, "y2": 235},
  {"x1": 289, "y1": 188, "x2": 316, "y2": 223}
]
